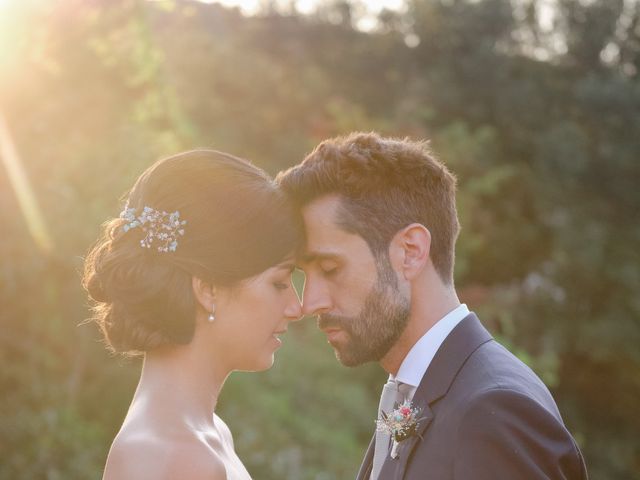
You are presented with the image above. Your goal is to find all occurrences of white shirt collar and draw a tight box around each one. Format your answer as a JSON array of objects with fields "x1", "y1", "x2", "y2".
[{"x1": 391, "y1": 304, "x2": 470, "y2": 389}]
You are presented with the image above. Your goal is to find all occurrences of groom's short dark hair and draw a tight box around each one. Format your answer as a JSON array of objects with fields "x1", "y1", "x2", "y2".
[{"x1": 276, "y1": 132, "x2": 460, "y2": 285}]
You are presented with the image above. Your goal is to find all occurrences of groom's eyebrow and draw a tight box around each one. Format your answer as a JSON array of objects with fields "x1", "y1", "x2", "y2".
[{"x1": 299, "y1": 252, "x2": 342, "y2": 263}]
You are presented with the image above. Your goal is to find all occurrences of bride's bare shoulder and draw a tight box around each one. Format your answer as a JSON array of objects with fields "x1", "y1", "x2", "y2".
[{"x1": 103, "y1": 432, "x2": 227, "y2": 480}]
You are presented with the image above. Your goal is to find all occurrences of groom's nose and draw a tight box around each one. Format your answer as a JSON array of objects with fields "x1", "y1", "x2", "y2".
[{"x1": 301, "y1": 278, "x2": 332, "y2": 316}]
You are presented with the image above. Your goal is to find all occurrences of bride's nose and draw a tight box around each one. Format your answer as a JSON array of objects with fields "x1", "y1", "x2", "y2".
[{"x1": 284, "y1": 291, "x2": 303, "y2": 321}]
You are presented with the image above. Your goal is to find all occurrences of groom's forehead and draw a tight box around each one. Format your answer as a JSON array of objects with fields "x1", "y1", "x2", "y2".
[
  {"x1": 301, "y1": 196, "x2": 344, "y2": 240},
  {"x1": 302, "y1": 194, "x2": 343, "y2": 228},
  {"x1": 302, "y1": 211, "x2": 352, "y2": 249},
  {"x1": 299, "y1": 194, "x2": 372, "y2": 261},
  {"x1": 299, "y1": 227, "x2": 371, "y2": 266}
]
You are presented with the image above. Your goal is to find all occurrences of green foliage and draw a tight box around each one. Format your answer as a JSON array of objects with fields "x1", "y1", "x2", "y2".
[{"x1": 1, "y1": 0, "x2": 638, "y2": 478}]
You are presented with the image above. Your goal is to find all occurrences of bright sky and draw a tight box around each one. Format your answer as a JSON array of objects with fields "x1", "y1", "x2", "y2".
[
  {"x1": 0, "y1": 0, "x2": 560, "y2": 49},
  {"x1": 200, "y1": 0, "x2": 407, "y2": 30},
  {"x1": 206, "y1": 0, "x2": 406, "y2": 15},
  {"x1": 201, "y1": 0, "x2": 556, "y2": 33}
]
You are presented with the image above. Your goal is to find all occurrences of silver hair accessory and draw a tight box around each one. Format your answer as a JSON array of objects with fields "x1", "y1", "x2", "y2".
[{"x1": 119, "y1": 205, "x2": 187, "y2": 253}]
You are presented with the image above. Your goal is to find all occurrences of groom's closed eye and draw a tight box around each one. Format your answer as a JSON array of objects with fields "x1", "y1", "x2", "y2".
[
  {"x1": 319, "y1": 261, "x2": 339, "y2": 277},
  {"x1": 321, "y1": 267, "x2": 338, "y2": 277}
]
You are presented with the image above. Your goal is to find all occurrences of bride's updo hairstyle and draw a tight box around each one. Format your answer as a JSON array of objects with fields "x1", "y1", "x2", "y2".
[{"x1": 83, "y1": 150, "x2": 300, "y2": 355}]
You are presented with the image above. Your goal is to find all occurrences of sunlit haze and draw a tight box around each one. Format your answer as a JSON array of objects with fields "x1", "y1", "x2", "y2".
[
  {"x1": 203, "y1": 0, "x2": 405, "y2": 14},
  {"x1": 199, "y1": 0, "x2": 407, "y2": 30}
]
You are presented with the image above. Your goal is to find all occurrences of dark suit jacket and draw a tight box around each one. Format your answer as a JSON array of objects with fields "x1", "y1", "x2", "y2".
[{"x1": 356, "y1": 314, "x2": 588, "y2": 480}]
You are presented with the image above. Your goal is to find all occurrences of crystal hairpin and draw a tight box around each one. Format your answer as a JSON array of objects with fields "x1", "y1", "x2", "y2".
[{"x1": 119, "y1": 205, "x2": 187, "y2": 253}]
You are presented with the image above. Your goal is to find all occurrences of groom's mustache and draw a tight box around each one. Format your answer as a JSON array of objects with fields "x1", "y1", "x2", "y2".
[{"x1": 318, "y1": 313, "x2": 353, "y2": 333}]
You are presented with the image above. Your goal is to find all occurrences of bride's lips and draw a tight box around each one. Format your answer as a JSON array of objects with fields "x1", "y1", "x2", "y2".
[{"x1": 271, "y1": 330, "x2": 287, "y2": 346}]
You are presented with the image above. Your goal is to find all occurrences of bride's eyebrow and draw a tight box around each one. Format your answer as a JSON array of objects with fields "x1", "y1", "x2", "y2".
[{"x1": 275, "y1": 262, "x2": 296, "y2": 273}]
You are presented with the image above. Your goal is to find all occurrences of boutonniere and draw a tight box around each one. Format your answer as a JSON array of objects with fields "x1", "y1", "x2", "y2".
[{"x1": 376, "y1": 400, "x2": 427, "y2": 459}]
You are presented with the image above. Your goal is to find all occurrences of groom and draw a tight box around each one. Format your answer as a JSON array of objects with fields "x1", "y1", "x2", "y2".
[{"x1": 277, "y1": 132, "x2": 587, "y2": 480}]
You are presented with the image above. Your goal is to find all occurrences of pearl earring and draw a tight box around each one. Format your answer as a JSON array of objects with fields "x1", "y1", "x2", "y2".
[{"x1": 208, "y1": 305, "x2": 215, "y2": 323}]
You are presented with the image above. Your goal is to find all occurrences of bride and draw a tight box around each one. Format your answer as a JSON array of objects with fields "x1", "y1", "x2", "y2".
[{"x1": 83, "y1": 149, "x2": 303, "y2": 479}]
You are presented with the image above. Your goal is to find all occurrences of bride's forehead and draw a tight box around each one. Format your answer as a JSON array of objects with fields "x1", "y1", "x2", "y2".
[
  {"x1": 274, "y1": 261, "x2": 296, "y2": 273},
  {"x1": 255, "y1": 262, "x2": 296, "y2": 278}
]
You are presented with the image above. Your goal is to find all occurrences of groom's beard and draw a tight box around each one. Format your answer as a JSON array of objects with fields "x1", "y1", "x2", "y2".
[{"x1": 318, "y1": 266, "x2": 410, "y2": 367}]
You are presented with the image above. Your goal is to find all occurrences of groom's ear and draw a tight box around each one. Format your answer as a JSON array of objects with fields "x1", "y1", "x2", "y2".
[
  {"x1": 192, "y1": 277, "x2": 216, "y2": 317},
  {"x1": 389, "y1": 223, "x2": 431, "y2": 281}
]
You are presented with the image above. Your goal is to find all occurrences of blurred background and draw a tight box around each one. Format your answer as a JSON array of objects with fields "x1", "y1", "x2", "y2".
[{"x1": 1, "y1": 0, "x2": 639, "y2": 478}]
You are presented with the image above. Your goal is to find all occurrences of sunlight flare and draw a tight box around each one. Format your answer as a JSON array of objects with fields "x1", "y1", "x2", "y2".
[{"x1": 0, "y1": 111, "x2": 54, "y2": 254}]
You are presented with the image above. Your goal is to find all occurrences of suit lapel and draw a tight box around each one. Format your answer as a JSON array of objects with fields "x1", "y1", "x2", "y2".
[
  {"x1": 378, "y1": 313, "x2": 493, "y2": 479},
  {"x1": 356, "y1": 434, "x2": 375, "y2": 480}
]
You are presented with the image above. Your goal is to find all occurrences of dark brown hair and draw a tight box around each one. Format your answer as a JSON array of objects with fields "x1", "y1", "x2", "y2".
[
  {"x1": 276, "y1": 132, "x2": 459, "y2": 284},
  {"x1": 83, "y1": 149, "x2": 300, "y2": 355}
]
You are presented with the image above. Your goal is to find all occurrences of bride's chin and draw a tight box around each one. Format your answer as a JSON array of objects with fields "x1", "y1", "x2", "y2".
[
  {"x1": 258, "y1": 353, "x2": 276, "y2": 371},
  {"x1": 238, "y1": 353, "x2": 275, "y2": 373}
]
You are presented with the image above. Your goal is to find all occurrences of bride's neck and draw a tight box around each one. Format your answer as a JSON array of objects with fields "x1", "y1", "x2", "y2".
[{"x1": 129, "y1": 343, "x2": 231, "y2": 431}]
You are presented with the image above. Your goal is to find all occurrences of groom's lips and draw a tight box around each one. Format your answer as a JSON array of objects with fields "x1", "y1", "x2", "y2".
[{"x1": 322, "y1": 328, "x2": 344, "y2": 343}]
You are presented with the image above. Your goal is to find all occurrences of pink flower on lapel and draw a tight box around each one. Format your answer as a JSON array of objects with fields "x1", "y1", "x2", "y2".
[{"x1": 376, "y1": 400, "x2": 428, "y2": 443}]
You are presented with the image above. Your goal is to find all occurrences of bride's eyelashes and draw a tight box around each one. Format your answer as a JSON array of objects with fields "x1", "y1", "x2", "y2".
[{"x1": 272, "y1": 277, "x2": 292, "y2": 291}]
